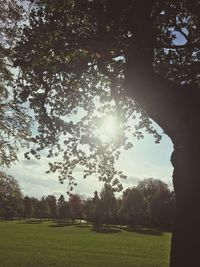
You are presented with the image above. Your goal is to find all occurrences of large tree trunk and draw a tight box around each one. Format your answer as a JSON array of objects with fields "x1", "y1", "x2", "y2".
[
  {"x1": 126, "y1": 3, "x2": 200, "y2": 266},
  {"x1": 126, "y1": 59, "x2": 200, "y2": 266},
  {"x1": 126, "y1": 42, "x2": 200, "y2": 267},
  {"x1": 126, "y1": 65, "x2": 200, "y2": 267},
  {"x1": 170, "y1": 143, "x2": 200, "y2": 267},
  {"x1": 127, "y1": 66, "x2": 200, "y2": 267}
]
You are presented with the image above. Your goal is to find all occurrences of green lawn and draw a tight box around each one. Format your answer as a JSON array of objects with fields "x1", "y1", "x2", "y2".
[{"x1": 0, "y1": 220, "x2": 171, "y2": 267}]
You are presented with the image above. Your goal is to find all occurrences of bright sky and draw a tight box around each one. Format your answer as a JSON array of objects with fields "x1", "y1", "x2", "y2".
[{"x1": 7, "y1": 119, "x2": 174, "y2": 199}]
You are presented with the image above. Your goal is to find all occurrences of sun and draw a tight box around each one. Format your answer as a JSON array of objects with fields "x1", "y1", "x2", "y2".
[
  {"x1": 98, "y1": 115, "x2": 119, "y2": 143},
  {"x1": 102, "y1": 116, "x2": 117, "y2": 136}
]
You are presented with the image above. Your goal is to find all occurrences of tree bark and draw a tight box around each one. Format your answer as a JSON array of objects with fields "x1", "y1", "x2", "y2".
[
  {"x1": 170, "y1": 143, "x2": 200, "y2": 267},
  {"x1": 126, "y1": 30, "x2": 200, "y2": 267},
  {"x1": 126, "y1": 60, "x2": 200, "y2": 266},
  {"x1": 127, "y1": 58, "x2": 200, "y2": 266},
  {"x1": 124, "y1": 2, "x2": 200, "y2": 266}
]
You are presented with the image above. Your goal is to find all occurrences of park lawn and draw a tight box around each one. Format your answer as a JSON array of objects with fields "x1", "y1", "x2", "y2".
[{"x1": 0, "y1": 220, "x2": 171, "y2": 267}]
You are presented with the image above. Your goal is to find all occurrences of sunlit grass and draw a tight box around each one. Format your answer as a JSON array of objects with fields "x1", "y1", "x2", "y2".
[{"x1": 0, "y1": 220, "x2": 171, "y2": 267}]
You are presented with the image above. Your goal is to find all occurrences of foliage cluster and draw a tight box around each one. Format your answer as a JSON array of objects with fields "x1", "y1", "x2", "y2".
[{"x1": 0, "y1": 0, "x2": 31, "y2": 167}]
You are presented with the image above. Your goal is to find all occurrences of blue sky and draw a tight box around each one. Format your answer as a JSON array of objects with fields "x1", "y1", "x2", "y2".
[{"x1": 7, "y1": 119, "x2": 174, "y2": 199}]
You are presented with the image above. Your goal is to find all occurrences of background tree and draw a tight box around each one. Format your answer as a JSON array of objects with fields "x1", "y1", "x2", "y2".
[
  {"x1": 137, "y1": 178, "x2": 169, "y2": 225},
  {"x1": 61, "y1": 202, "x2": 73, "y2": 222},
  {"x1": 57, "y1": 194, "x2": 65, "y2": 220},
  {"x1": 69, "y1": 194, "x2": 84, "y2": 222},
  {"x1": 57, "y1": 194, "x2": 72, "y2": 220},
  {"x1": 38, "y1": 196, "x2": 51, "y2": 219},
  {"x1": 0, "y1": 171, "x2": 23, "y2": 219},
  {"x1": 23, "y1": 196, "x2": 33, "y2": 219},
  {"x1": 84, "y1": 197, "x2": 93, "y2": 223},
  {"x1": 85, "y1": 190, "x2": 102, "y2": 227},
  {"x1": 121, "y1": 187, "x2": 146, "y2": 226},
  {"x1": 46, "y1": 195, "x2": 57, "y2": 219},
  {"x1": 30, "y1": 197, "x2": 40, "y2": 218},
  {"x1": 137, "y1": 178, "x2": 169, "y2": 202},
  {"x1": 12, "y1": 1, "x2": 200, "y2": 266},
  {"x1": 98, "y1": 183, "x2": 117, "y2": 226}
]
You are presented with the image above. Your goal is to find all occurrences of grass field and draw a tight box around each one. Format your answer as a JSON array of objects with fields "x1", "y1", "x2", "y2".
[{"x1": 0, "y1": 220, "x2": 171, "y2": 267}]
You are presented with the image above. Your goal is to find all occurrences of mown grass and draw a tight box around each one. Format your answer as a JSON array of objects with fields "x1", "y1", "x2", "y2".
[{"x1": 0, "y1": 220, "x2": 171, "y2": 267}]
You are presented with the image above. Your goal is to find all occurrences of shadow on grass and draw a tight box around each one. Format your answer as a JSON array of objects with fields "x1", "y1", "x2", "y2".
[
  {"x1": 120, "y1": 226, "x2": 163, "y2": 236},
  {"x1": 49, "y1": 221, "x2": 76, "y2": 228},
  {"x1": 76, "y1": 224, "x2": 91, "y2": 228},
  {"x1": 92, "y1": 227, "x2": 122, "y2": 234},
  {"x1": 19, "y1": 219, "x2": 42, "y2": 224}
]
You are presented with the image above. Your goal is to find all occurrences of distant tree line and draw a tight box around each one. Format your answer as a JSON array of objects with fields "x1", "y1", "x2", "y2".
[
  {"x1": 0, "y1": 171, "x2": 175, "y2": 229},
  {"x1": 85, "y1": 179, "x2": 175, "y2": 230}
]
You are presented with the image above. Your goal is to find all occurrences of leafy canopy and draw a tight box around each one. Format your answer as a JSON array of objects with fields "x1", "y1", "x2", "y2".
[
  {"x1": 12, "y1": 0, "x2": 200, "y2": 191},
  {"x1": 0, "y1": 0, "x2": 31, "y2": 167}
]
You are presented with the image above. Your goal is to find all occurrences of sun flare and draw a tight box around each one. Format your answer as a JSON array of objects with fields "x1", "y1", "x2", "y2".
[{"x1": 98, "y1": 115, "x2": 119, "y2": 143}]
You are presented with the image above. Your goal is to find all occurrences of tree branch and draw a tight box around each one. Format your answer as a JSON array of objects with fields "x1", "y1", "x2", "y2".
[{"x1": 125, "y1": 58, "x2": 200, "y2": 145}]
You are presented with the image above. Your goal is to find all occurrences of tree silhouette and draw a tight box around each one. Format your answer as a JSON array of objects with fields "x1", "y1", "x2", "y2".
[
  {"x1": 12, "y1": 1, "x2": 200, "y2": 266},
  {"x1": 46, "y1": 195, "x2": 57, "y2": 219},
  {"x1": 69, "y1": 194, "x2": 84, "y2": 222},
  {"x1": 99, "y1": 183, "x2": 117, "y2": 225},
  {"x1": 0, "y1": 171, "x2": 23, "y2": 219},
  {"x1": 24, "y1": 196, "x2": 33, "y2": 219},
  {"x1": 121, "y1": 187, "x2": 146, "y2": 226},
  {"x1": 85, "y1": 191, "x2": 102, "y2": 227}
]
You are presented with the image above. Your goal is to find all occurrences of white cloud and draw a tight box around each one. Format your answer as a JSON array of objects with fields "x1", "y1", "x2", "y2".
[
  {"x1": 21, "y1": 159, "x2": 41, "y2": 166},
  {"x1": 122, "y1": 176, "x2": 141, "y2": 186}
]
